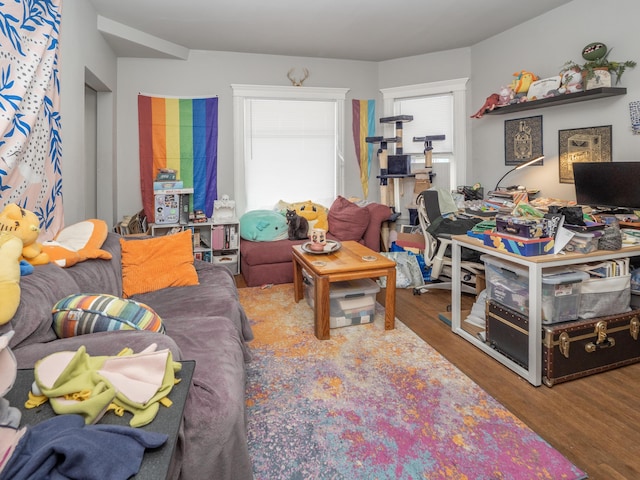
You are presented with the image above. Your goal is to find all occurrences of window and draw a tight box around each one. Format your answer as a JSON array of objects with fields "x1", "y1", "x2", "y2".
[
  {"x1": 232, "y1": 85, "x2": 349, "y2": 214},
  {"x1": 380, "y1": 78, "x2": 468, "y2": 192}
]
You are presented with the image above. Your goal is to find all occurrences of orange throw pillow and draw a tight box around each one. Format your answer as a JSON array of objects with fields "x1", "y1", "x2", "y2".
[{"x1": 120, "y1": 229, "x2": 199, "y2": 298}]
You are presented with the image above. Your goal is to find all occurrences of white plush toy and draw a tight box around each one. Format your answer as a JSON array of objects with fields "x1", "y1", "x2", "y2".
[{"x1": 0, "y1": 330, "x2": 21, "y2": 428}]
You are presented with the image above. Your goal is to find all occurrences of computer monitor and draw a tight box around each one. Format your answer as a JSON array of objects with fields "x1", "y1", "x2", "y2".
[{"x1": 573, "y1": 161, "x2": 640, "y2": 211}]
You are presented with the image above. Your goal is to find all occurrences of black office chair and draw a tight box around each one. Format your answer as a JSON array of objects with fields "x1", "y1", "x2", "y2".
[{"x1": 413, "y1": 189, "x2": 484, "y2": 295}]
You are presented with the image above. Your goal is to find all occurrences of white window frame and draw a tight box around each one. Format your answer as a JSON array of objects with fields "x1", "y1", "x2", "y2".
[
  {"x1": 380, "y1": 78, "x2": 469, "y2": 191},
  {"x1": 232, "y1": 84, "x2": 349, "y2": 215}
]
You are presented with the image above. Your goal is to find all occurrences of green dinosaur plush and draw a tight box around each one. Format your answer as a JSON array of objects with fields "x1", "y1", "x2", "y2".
[{"x1": 32, "y1": 345, "x2": 181, "y2": 427}]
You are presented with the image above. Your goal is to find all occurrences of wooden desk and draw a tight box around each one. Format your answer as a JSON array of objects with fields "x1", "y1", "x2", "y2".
[
  {"x1": 451, "y1": 234, "x2": 640, "y2": 386},
  {"x1": 5, "y1": 360, "x2": 194, "y2": 479},
  {"x1": 292, "y1": 240, "x2": 396, "y2": 340}
]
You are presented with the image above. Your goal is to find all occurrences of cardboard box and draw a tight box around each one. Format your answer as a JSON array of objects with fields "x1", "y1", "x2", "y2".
[
  {"x1": 483, "y1": 231, "x2": 554, "y2": 256},
  {"x1": 495, "y1": 215, "x2": 548, "y2": 238},
  {"x1": 396, "y1": 232, "x2": 425, "y2": 251},
  {"x1": 154, "y1": 180, "x2": 184, "y2": 191}
]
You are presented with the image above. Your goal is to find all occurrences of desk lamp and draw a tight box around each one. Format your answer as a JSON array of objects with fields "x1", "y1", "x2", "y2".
[{"x1": 493, "y1": 155, "x2": 544, "y2": 192}]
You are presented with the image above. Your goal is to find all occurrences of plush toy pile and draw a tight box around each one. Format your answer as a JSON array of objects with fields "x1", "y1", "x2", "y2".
[
  {"x1": 470, "y1": 66, "x2": 584, "y2": 119},
  {"x1": 240, "y1": 200, "x2": 330, "y2": 242},
  {"x1": 0, "y1": 202, "x2": 115, "y2": 326}
]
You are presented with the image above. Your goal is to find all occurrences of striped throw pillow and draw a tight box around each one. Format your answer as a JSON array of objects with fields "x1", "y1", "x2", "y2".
[{"x1": 52, "y1": 294, "x2": 165, "y2": 338}]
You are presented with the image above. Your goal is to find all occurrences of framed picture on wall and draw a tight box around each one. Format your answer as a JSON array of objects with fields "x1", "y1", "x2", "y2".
[
  {"x1": 558, "y1": 125, "x2": 612, "y2": 183},
  {"x1": 504, "y1": 115, "x2": 543, "y2": 166}
]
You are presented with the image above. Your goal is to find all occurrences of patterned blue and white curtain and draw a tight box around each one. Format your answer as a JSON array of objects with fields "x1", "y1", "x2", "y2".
[{"x1": 0, "y1": 0, "x2": 63, "y2": 240}]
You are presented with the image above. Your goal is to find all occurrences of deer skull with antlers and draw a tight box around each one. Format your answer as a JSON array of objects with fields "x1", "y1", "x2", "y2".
[{"x1": 287, "y1": 68, "x2": 309, "y2": 87}]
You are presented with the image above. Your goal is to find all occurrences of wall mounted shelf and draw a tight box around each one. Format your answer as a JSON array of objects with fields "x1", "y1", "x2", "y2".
[{"x1": 485, "y1": 87, "x2": 627, "y2": 115}]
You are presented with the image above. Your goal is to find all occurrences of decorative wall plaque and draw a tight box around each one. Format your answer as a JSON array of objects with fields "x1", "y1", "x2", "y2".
[
  {"x1": 558, "y1": 125, "x2": 612, "y2": 183},
  {"x1": 504, "y1": 115, "x2": 543, "y2": 166}
]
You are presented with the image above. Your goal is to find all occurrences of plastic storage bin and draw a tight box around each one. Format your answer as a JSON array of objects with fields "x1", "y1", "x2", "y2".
[
  {"x1": 540, "y1": 269, "x2": 589, "y2": 323},
  {"x1": 564, "y1": 230, "x2": 602, "y2": 254},
  {"x1": 303, "y1": 270, "x2": 380, "y2": 328},
  {"x1": 578, "y1": 274, "x2": 631, "y2": 319},
  {"x1": 482, "y1": 255, "x2": 589, "y2": 323}
]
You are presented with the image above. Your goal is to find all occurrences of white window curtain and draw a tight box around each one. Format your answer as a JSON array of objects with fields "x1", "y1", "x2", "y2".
[{"x1": 232, "y1": 85, "x2": 349, "y2": 214}]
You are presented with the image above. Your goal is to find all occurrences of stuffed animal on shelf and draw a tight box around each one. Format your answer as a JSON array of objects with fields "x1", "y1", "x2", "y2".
[
  {"x1": 0, "y1": 232, "x2": 23, "y2": 325},
  {"x1": 293, "y1": 200, "x2": 329, "y2": 231},
  {"x1": 0, "y1": 203, "x2": 49, "y2": 266},
  {"x1": 470, "y1": 93, "x2": 501, "y2": 119},
  {"x1": 510, "y1": 70, "x2": 539, "y2": 95},
  {"x1": 558, "y1": 68, "x2": 583, "y2": 94},
  {"x1": 498, "y1": 85, "x2": 515, "y2": 105}
]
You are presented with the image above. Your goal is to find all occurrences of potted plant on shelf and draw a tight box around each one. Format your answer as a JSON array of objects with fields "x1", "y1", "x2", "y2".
[{"x1": 564, "y1": 42, "x2": 636, "y2": 89}]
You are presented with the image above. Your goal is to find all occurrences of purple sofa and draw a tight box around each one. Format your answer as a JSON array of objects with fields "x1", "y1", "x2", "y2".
[
  {"x1": 1, "y1": 233, "x2": 254, "y2": 480},
  {"x1": 241, "y1": 197, "x2": 393, "y2": 287}
]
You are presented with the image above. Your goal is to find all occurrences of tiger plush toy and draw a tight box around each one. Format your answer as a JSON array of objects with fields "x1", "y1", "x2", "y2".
[{"x1": 0, "y1": 203, "x2": 49, "y2": 265}]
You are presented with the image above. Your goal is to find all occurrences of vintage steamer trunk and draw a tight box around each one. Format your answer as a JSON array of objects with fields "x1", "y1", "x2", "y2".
[
  {"x1": 542, "y1": 309, "x2": 640, "y2": 386},
  {"x1": 486, "y1": 300, "x2": 529, "y2": 369}
]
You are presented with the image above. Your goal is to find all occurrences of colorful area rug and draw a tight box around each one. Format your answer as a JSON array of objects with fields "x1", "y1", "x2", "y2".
[{"x1": 240, "y1": 284, "x2": 587, "y2": 480}]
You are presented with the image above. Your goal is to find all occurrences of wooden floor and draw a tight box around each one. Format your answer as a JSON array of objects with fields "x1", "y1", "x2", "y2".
[{"x1": 236, "y1": 275, "x2": 640, "y2": 480}]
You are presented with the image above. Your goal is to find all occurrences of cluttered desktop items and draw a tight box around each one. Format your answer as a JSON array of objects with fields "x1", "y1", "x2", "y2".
[{"x1": 460, "y1": 161, "x2": 640, "y2": 257}]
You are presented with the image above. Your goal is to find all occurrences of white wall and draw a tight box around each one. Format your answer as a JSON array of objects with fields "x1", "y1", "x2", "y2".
[
  {"x1": 115, "y1": 51, "x2": 379, "y2": 220},
  {"x1": 59, "y1": 1, "x2": 118, "y2": 226},
  {"x1": 378, "y1": 48, "x2": 471, "y2": 90},
  {"x1": 468, "y1": 0, "x2": 640, "y2": 200},
  {"x1": 376, "y1": 48, "x2": 472, "y2": 222},
  {"x1": 59, "y1": 0, "x2": 640, "y2": 225}
]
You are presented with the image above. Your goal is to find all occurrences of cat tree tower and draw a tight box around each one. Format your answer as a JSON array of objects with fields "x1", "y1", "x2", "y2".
[{"x1": 367, "y1": 115, "x2": 444, "y2": 216}]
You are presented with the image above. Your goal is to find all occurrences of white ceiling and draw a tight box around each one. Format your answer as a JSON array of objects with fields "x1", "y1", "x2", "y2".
[{"x1": 88, "y1": 0, "x2": 572, "y2": 61}]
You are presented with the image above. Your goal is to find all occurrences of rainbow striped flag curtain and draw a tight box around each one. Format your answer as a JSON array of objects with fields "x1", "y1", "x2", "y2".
[
  {"x1": 138, "y1": 95, "x2": 218, "y2": 222},
  {"x1": 351, "y1": 99, "x2": 375, "y2": 198}
]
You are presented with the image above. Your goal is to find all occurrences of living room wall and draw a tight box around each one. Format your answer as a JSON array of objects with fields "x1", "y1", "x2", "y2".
[
  {"x1": 466, "y1": 0, "x2": 640, "y2": 200},
  {"x1": 59, "y1": 1, "x2": 117, "y2": 226},
  {"x1": 114, "y1": 48, "x2": 471, "y2": 224},
  {"x1": 58, "y1": 0, "x2": 639, "y2": 229},
  {"x1": 378, "y1": 0, "x2": 639, "y2": 202},
  {"x1": 115, "y1": 52, "x2": 380, "y2": 221}
]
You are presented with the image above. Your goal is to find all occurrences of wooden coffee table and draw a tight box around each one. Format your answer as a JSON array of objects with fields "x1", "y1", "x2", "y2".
[{"x1": 292, "y1": 240, "x2": 396, "y2": 340}]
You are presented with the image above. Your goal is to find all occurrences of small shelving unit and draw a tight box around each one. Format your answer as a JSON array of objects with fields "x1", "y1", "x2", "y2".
[
  {"x1": 150, "y1": 220, "x2": 240, "y2": 275},
  {"x1": 485, "y1": 87, "x2": 626, "y2": 115},
  {"x1": 209, "y1": 220, "x2": 240, "y2": 275}
]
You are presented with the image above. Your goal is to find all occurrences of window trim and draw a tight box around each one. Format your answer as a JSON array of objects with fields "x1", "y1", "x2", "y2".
[
  {"x1": 231, "y1": 84, "x2": 349, "y2": 214},
  {"x1": 380, "y1": 78, "x2": 469, "y2": 191}
]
